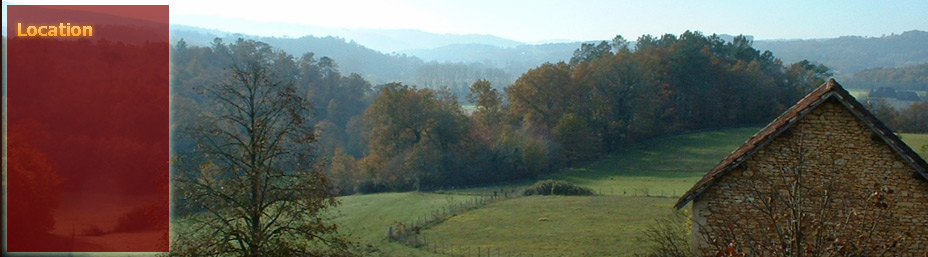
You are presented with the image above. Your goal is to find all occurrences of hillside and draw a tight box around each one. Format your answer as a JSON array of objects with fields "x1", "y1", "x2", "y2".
[
  {"x1": 330, "y1": 128, "x2": 928, "y2": 256},
  {"x1": 333, "y1": 127, "x2": 757, "y2": 256},
  {"x1": 170, "y1": 26, "x2": 515, "y2": 94},
  {"x1": 845, "y1": 63, "x2": 928, "y2": 91},
  {"x1": 400, "y1": 42, "x2": 580, "y2": 78},
  {"x1": 169, "y1": 26, "x2": 928, "y2": 92},
  {"x1": 170, "y1": 17, "x2": 524, "y2": 52},
  {"x1": 754, "y1": 30, "x2": 928, "y2": 76}
]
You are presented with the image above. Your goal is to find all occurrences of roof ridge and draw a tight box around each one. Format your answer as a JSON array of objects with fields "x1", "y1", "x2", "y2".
[{"x1": 674, "y1": 79, "x2": 928, "y2": 209}]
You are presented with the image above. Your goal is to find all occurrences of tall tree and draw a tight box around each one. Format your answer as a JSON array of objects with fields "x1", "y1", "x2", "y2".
[
  {"x1": 785, "y1": 60, "x2": 833, "y2": 103},
  {"x1": 361, "y1": 83, "x2": 467, "y2": 190},
  {"x1": 506, "y1": 62, "x2": 576, "y2": 130},
  {"x1": 570, "y1": 41, "x2": 612, "y2": 65},
  {"x1": 173, "y1": 39, "x2": 352, "y2": 257},
  {"x1": 467, "y1": 79, "x2": 503, "y2": 129}
]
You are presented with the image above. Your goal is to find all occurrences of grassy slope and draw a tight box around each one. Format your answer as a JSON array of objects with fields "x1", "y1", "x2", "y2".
[
  {"x1": 416, "y1": 127, "x2": 760, "y2": 257},
  {"x1": 418, "y1": 129, "x2": 927, "y2": 257},
  {"x1": 848, "y1": 89, "x2": 869, "y2": 100},
  {"x1": 332, "y1": 129, "x2": 925, "y2": 256},
  {"x1": 422, "y1": 196, "x2": 674, "y2": 257},
  {"x1": 899, "y1": 133, "x2": 928, "y2": 159},
  {"x1": 332, "y1": 192, "x2": 480, "y2": 256},
  {"x1": 548, "y1": 127, "x2": 760, "y2": 197}
]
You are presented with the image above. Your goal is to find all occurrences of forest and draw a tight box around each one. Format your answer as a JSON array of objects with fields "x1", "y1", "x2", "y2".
[
  {"x1": 170, "y1": 31, "x2": 846, "y2": 195},
  {"x1": 847, "y1": 63, "x2": 928, "y2": 91}
]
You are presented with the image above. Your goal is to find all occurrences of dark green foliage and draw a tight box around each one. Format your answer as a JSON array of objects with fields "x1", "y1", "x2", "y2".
[
  {"x1": 754, "y1": 30, "x2": 928, "y2": 77},
  {"x1": 171, "y1": 31, "x2": 843, "y2": 195},
  {"x1": 508, "y1": 31, "x2": 829, "y2": 165},
  {"x1": 523, "y1": 180, "x2": 595, "y2": 196},
  {"x1": 848, "y1": 63, "x2": 928, "y2": 92},
  {"x1": 866, "y1": 100, "x2": 928, "y2": 133}
]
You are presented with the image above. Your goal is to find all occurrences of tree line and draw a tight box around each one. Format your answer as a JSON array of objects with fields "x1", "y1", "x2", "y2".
[
  {"x1": 848, "y1": 62, "x2": 928, "y2": 91},
  {"x1": 172, "y1": 31, "x2": 835, "y2": 196}
]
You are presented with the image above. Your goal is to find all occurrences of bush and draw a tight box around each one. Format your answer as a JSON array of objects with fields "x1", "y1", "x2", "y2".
[
  {"x1": 357, "y1": 180, "x2": 391, "y2": 194},
  {"x1": 522, "y1": 180, "x2": 595, "y2": 196},
  {"x1": 636, "y1": 210, "x2": 695, "y2": 257}
]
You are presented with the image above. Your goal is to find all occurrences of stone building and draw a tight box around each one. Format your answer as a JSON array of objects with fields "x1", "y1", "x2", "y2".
[{"x1": 675, "y1": 79, "x2": 928, "y2": 255}]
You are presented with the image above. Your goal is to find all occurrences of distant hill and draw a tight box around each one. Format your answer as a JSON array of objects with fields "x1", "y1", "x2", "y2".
[
  {"x1": 170, "y1": 25, "x2": 422, "y2": 85},
  {"x1": 170, "y1": 25, "x2": 516, "y2": 98},
  {"x1": 170, "y1": 16, "x2": 523, "y2": 52},
  {"x1": 170, "y1": 25, "x2": 928, "y2": 92},
  {"x1": 401, "y1": 42, "x2": 581, "y2": 78},
  {"x1": 754, "y1": 30, "x2": 928, "y2": 76}
]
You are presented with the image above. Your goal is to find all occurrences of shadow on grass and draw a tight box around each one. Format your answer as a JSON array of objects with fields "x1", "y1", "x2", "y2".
[{"x1": 550, "y1": 127, "x2": 760, "y2": 183}]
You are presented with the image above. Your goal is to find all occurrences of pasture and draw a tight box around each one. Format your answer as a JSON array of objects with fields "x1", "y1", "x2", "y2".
[{"x1": 329, "y1": 128, "x2": 928, "y2": 256}]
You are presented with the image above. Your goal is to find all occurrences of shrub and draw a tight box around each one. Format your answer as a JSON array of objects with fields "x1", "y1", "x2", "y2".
[
  {"x1": 522, "y1": 180, "x2": 595, "y2": 196},
  {"x1": 636, "y1": 210, "x2": 695, "y2": 257},
  {"x1": 357, "y1": 180, "x2": 390, "y2": 194}
]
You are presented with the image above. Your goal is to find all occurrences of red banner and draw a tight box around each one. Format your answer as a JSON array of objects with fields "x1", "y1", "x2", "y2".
[{"x1": 6, "y1": 5, "x2": 169, "y2": 253}]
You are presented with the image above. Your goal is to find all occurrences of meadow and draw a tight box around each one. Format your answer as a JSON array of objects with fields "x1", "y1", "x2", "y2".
[
  {"x1": 331, "y1": 127, "x2": 759, "y2": 256},
  {"x1": 328, "y1": 128, "x2": 928, "y2": 256},
  {"x1": 899, "y1": 133, "x2": 928, "y2": 159}
]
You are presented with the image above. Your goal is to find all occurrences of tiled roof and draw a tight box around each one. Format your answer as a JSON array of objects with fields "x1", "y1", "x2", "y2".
[{"x1": 674, "y1": 79, "x2": 928, "y2": 209}]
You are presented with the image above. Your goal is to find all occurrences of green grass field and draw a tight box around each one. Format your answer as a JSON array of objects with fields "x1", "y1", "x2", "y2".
[
  {"x1": 899, "y1": 133, "x2": 928, "y2": 159},
  {"x1": 547, "y1": 127, "x2": 760, "y2": 197},
  {"x1": 848, "y1": 89, "x2": 869, "y2": 100},
  {"x1": 331, "y1": 192, "x2": 485, "y2": 256},
  {"x1": 408, "y1": 128, "x2": 928, "y2": 257},
  {"x1": 421, "y1": 196, "x2": 674, "y2": 257},
  {"x1": 401, "y1": 128, "x2": 758, "y2": 257},
  {"x1": 171, "y1": 127, "x2": 925, "y2": 256}
]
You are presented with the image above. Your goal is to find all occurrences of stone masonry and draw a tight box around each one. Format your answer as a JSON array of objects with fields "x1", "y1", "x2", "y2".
[{"x1": 679, "y1": 80, "x2": 928, "y2": 256}]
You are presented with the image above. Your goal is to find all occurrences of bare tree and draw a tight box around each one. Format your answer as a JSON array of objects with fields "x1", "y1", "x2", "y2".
[
  {"x1": 173, "y1": 39, "x2": 353, "y2": 257},
  {"x1": 692, "y1": 132, "x2": 911, "y2": 257},
  {"x1": 639, "y1": 210, "x2": 695, "y2": 257}
]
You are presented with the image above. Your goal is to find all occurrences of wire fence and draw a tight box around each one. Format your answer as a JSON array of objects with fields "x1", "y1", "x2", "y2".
[
  {"x1": 388, "y1": 186, "x2": 681, "y2": 256},
  {"x1": 406, "y1": 237, "x2": 541, "y2": 257},
  {"x1": 588, "y1": 187, "x2": 682, "y2": 198},
  {"x1": 388, "y1": 190, "x2": 519, "y2": 247}
]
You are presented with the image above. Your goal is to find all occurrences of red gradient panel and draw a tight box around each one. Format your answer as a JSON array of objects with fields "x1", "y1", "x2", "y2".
[{"x1": 6, "y1": 5, "x2": 169, "y2": 252}]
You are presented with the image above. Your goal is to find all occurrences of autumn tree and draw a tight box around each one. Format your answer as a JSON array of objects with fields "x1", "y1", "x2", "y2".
[
  {"x1": 173, "y1": 39, "x2": 353, "y2": 257},
  {"x1": 361, "y1": 83, "x2": 467, "y2": 191},
  {"x1": 893, "y1": 101, "x2": 928, "y2": 133},
  {"x1": 467, "y1": 79, "x2": 503, "y2": 129},
  {"x1": 506, "y1": 62, "x2": 577, "y2": 130},
  {"x1": 785, "y1": 60, "x2": 832, "y2": 103},
  {"x1": 569, "y1": 41, "x2": 612, "y2": 65}
]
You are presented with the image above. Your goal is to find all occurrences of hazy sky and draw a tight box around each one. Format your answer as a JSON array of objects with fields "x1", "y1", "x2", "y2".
[{"x1": 4, "y1": 0, "x2": 928, "y2": 42}]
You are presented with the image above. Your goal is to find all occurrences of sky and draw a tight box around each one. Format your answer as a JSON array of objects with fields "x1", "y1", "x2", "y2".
[{"x1": 4, "y1": 0, "x2": 928, "y2": 43}]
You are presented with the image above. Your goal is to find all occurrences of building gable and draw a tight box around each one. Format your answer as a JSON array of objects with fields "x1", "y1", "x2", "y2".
[{"x1": 675, "y1": 79, "x2": 928, "y2": 209}]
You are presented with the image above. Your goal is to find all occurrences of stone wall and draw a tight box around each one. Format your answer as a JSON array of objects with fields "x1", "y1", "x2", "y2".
[{"x1": 691, "y1": 99, "x2": 928, "y2": 255}]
